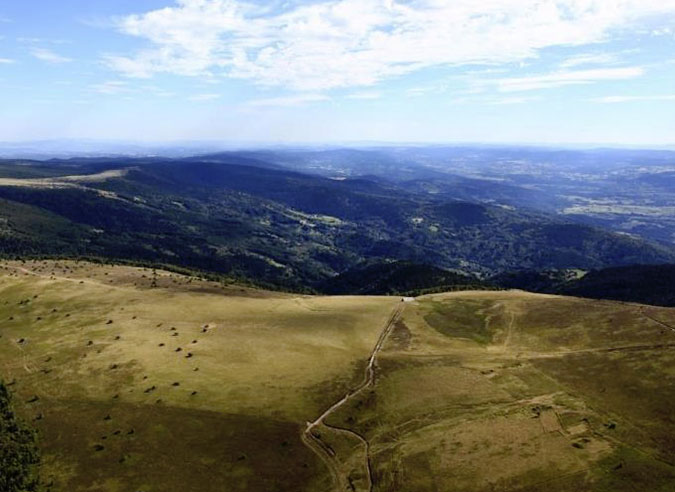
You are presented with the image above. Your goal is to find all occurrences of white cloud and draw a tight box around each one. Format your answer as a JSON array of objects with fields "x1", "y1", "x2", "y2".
[
  {"x1": 245, "y1": 93, "x2": 331, "y2": 107},
  {"x1": 0, "y1": 58, "x2": 14, "y2": 64},
  {"x1": 188, "y1": 93, "x2": 221, "y2": 101},
  {"x1": 496, "y1": 67, "x2": 644, "y2": 92},
  {"x1": 406, "y1": 86, "x2": 441, "y2": 98},
  {"x1": 488, "y1": 96, "x2": 541, "y2": 105},
  {"x1": 346, "y1": 91, "x2": 381, "y2": 100},
  {"x1": 651, "y1": 27, "x2": 674, "y2": 36},
  {"x1": 591, "y1": 94, "x2": 675, "y2": 103},
  {"x1": 18, "y1": 37, "x2": 71, "y2": 45},
  {"x1": 106, "y1": 0, "x2": 675, "y2": 91},
  {"x1": 559, "y1": 53, "x2": 620, "y2": 68},
  {"x1": 30, "y1": 48, "x2": 72, "y2": 64},
  {"x1": 144, "y1": 85, "x2": 176, "y2": 97},
  {"x1": 405, "y1": 80, "x2": 466, "y2": 98},
  {"x1": 90, "y1": 80, "x2": 131, "y2": 95}
]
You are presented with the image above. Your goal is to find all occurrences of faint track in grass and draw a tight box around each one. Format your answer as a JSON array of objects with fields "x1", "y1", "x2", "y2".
[
  {"x1": 638, "y1": 307, "x2": 675, "y2": 334},
  {"x1": 503, "y1": 311, "x2": 516, "y2": 348},
  {"x1": 302, "y1": 303, "x2": 404, "y2": 492},
  {"x1": 519, "y1": 342, "x2": 675, "y2": 360},
  {"x1": 7, "y1": 265, "x2": 128, "y2": 291}
]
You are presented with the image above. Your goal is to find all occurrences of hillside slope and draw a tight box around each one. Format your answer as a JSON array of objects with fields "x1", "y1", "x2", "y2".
[
  {"x1": 1, "y1": 261, "x2": 675, "y2": 491},
  {"x1": 319, "y1": 260, "x2": 490, "y2": 295},
  {"x1": 0, "y1": 260, "x2": 397, "y2": 491},
  {"x1": 492, "y1": 264, "x2": 675, "y2": 307},
  {"x1": 1, "y1": 158, "x2": 674, "y2": 291}
]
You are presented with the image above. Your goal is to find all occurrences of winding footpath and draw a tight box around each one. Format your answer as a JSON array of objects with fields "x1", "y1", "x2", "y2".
[{"x1": 303, "y1": 304, "x2": 404, "y2": 492}]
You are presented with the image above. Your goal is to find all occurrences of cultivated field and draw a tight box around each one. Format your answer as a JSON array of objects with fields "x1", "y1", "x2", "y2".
[{"x1": 1, "y1": 261, "x2": 675, "y2": 491}]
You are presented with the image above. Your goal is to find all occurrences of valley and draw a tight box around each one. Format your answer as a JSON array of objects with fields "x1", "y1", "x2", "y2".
[
  {"x1": 1, "y1": 150, "x2": 675, "y2": 293},
  {"x1": 4, "y1": 1, "x2": 675, "y2": 490}
]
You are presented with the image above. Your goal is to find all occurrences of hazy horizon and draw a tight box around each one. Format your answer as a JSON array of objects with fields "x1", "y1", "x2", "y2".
[
  {"x1": 2, "y1": 1, "x2": 675, "y2": 145},
  {"x1": 1, "y1": 139, "x2": 675, "y2": 160}
]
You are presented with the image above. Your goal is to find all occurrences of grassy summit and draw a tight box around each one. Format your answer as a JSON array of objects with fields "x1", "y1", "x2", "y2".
[
  {"x1": 1, "y1": 260, "x2": 674, "y2": 491},
  {"x1": 0, "y1": 260, "x2": 397, "y2": 491}
]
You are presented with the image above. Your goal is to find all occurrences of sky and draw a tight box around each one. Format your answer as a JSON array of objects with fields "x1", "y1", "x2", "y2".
[{"x1": 1, "y1": 0, "x2": 675, "y2": 146}]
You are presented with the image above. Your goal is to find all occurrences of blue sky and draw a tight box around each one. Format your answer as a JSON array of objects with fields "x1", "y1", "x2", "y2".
[{"x1": 1, "y1": 0, "x2": 675, "y2": 145}]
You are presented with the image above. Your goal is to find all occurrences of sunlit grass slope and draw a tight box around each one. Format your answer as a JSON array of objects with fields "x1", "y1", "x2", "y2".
[
  {"x1": 0, "y1": 260, "x2": 398, "y2": 492},
  {"x1": 3, "y1": 262, "x2": 675, "y2": 492},
  {"x1": 325, "y1": 291, "x2": 675, "y2": 492}
]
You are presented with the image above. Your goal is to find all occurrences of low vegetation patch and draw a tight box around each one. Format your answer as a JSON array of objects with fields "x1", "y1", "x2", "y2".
[
  {"x1": 0, "y1": 382, "x2": 40, "y2": 492},
  {"x1": 423, "y1": 299, "x2": 495, "y2": 344}
]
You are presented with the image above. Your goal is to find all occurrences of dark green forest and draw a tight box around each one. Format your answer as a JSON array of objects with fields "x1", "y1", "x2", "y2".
[
  {"x1": 1, "y1": 157, "x2": 674, "y2": 294},
  {"x1": 0, "y1": 382, "x2": 40, "y2": 492}
]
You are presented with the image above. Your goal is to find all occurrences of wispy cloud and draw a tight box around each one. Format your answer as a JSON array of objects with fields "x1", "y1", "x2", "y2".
[
  {"x1": 406, "y1": 87, "x2": 434, "y2": 98},
  {"x1": 188, "y1": 93, "x2": 221, "y2": 102},
  {"x1": 591, "y1": 95, "x2": 675, "y2": 103},
  {"x1": 105, "y1": 0, "x2": 675, "y2": 91},
  {"x1": 346, "y1": 91, "x2": 381, "y2": 100},
  {"x1": 90, "y1": 80, "x2": 131, "y2": 95},
  {"x1": 18, "y1": 37, "x2": 71, "y2": 45},
  {"x1": 245, "y1": 94, "x2": 331, "y2": 108},
  {"x1": 488, "y1": 96, "x2": 541, "y2": 105},
  {"x1": 0, "y1": 58, "x2": 14, "y2": 64},
  {"x1": 559, "y1": 53, "x2": 621, "y2": 69},
  {"x1": 650, "y1": 27, "x2": 674, "y2": 36},
  {"x1": 405, "y1": 82, "x2": 453, "y2": 98},
  {"x1": 144, "y1": 85, "x2": 175, "y2": 98},
  {"x1": 496, "y1": 67, "x2": 644, "y2": 92},
  {"x1": 30, "y1": 48, "x2": 72, "y2": 64}
]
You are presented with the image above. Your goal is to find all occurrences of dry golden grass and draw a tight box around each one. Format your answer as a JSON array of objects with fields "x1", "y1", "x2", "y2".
[
  {"x1": 0, "y1": 260, "x2": 398, "y2": 491},
  {"x1": 3, "y1": 263, "x2": 675, "y2": 492},
  {"x1": 0, "y1": 168, "x2": 129, "y2": 189},
  {"x1": 323, "y1": 290, "x2": 675, "y2": 492}
]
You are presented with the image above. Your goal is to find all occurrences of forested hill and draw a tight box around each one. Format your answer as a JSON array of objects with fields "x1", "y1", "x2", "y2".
[
  {"x1": 0, "y1": 156, "x2": 674, "y2": 292},
  {"x1": 319, "y1": 261, "x2": 491, "y2": 296},
  {"x1": 492, "y1": 264, "x2": 675, "y2": 307}
]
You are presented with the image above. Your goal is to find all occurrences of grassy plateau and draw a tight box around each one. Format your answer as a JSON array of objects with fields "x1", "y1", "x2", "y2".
[{"x1": 1, "y1": 260, "x2": 675, "y2": 491}]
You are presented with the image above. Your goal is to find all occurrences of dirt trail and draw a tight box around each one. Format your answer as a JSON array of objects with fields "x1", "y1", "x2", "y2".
[
  {"x1": 6, "y1": 265, "x2": 129, "y2": 292},
  {"x1": 520, "y1": 342, "x2": 675, "y2": 360},
  {"x1": 639, "y1": 307, "x2": 675, "y2": 334},
  {"x1": 503, "y1": 311, "x2": 516, "y2": 348},
  {"x1": 302, "y1": 303, "x2": 404, "y2": 492}
]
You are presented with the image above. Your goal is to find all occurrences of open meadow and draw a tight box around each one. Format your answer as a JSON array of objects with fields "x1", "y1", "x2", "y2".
[
  {"x1": 0, "y1": 260, "x2": 398, "y2": 491},
  {"x1": 1, "y1": 261, "x2": 675, "y2": 491},
  {"x1": 322, "y1": 291, "x2": 675, "y2": 492}
]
